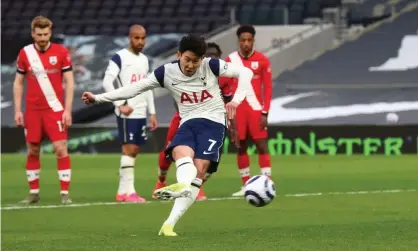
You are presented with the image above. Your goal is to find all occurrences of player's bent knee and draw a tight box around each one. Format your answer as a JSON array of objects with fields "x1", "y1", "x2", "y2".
[
  {"x1": 27, "y1": 143, "x2": 41, "y2": 156},
  {"x1": 122, "y1": 144, "x2": 139, "y2": 158},
  {"x1": 172, "y1": 145, "x2": 194, "y2": 161},
  {"x1": 254, "y1": 139, "x2": 268, "y2": 154},
  {"x1": 238, "y1": 143, "x2": 248, "y2": 155},
  {"x1": 52, "y1": 140, "x2": 68, "y2": 158}
]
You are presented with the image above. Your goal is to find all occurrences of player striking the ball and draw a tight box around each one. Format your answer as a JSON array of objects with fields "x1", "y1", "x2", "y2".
[
  {"x1": 220, "y1": 25, "x2": 273, "y2": 196},
  {"x1": 13, "y1": 16, "x2": 75, "y2": 204},
  {"x1": 102, "y1": 25, "x2": 158, "y2": 203},
  {"x1": 153, "y1": 42, "x2": 230, "y2": 201},
  {"x1": 82, "y1": 34, "x2": 254, "y2": 236}
]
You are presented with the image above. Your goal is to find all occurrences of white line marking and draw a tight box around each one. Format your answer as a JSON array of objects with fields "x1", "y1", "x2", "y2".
[{"x1": 1, "y1": 189, "x2": 416, "y2": 211}]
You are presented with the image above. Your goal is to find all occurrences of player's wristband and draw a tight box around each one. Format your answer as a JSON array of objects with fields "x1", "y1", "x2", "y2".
[
  {"x1": 223, "y1": 95, "x2": 233, "y2": 104},
  {"x1": 261, "y1": 112, "x2": 268, "y2": 116}
]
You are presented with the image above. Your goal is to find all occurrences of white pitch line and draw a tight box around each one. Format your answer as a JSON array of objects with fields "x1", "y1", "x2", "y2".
[{"x1": 1, "y1": 189, "x2": 416, "y2": 211}]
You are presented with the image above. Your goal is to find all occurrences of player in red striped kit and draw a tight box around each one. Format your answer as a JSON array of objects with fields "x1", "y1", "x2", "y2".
[
  {"x1": 13, "y1": 16, "x2": 75, "y2": 204},
  {"x1": 152, "y1": 42, "x2": 232, "y2": 201},
  {"x1": 219, "y1": 25, "x2": 273, "y2": 196}
]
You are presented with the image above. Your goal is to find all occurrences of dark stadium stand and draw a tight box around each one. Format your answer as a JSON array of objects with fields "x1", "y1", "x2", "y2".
[
  {"x1": 237, "y1": 0, "x2": 342, "y2": 25},
  {"x1": 1, "y1": 0, "x2": 416, "y2": 126},
  {"x1": 1, "y1": 0, "x2": 233, "y2": 37},
  {"x1": 276, "y1": 6, "x2": 418, "y2": 88},
  {"x1": 1, "y1": 0, "x2": 349, "y2": 37}
]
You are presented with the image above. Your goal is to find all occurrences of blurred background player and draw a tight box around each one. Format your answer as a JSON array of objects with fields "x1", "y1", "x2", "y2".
[
  {"x1": 153, "y1": 42, "x2": 229, "y2": 201},
  {"x1": 220, "y1": 25, "x2": 273, "y2": 197},
  {"x1": 82, "y1": 34, "x2": 254, "y2": 236},
  {"x1": 102, "y1": 25, "x2": 158, "y2": 203},
  {"x1": 13, "y1": 16, "x2": 75, "y2": 204}
]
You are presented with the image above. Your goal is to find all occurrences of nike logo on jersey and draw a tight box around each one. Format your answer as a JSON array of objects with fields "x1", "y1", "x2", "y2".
[
  {"x1": 203, "y1": 151, "x2": 215, "y2": 155},
  {"x1": 172, "y1": 82, "x2": 181, "y2": 86}
]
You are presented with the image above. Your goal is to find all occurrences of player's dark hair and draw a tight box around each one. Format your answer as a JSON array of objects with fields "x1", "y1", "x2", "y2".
[
  {"x1": 236, "y1": 25, "x2": 256, "y2": 37},
  {"x1": 178, "y1": 34, "x2": 207, "y2": 57},
  {"x1": 207, "y1": 42, "x2": 222, "y2": 57}
]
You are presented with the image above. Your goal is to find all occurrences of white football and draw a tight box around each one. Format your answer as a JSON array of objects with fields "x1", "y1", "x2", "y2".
[{"x1": 244, "y1": 175, "x2": 276, "y2": 207}]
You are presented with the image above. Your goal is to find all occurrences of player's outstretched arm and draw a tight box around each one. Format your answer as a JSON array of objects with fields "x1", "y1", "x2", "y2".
[
  {"x1": 82, "y1": 73, "x2": 161, "y2": 105},
  {"x1": 217, "y1": 60, "x2": 254, "y2": 105}
]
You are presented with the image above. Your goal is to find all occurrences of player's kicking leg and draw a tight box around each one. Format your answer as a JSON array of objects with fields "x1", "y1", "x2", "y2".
[
  {"x1": 154, "y1": 118, "x2": 224, "y2": 236},
  {"x1": 115, "y1": 117, "x2": 147, "y2": 203},
  {"x1": 153, "y1": 113, "x2": 207, "y2": 200}
]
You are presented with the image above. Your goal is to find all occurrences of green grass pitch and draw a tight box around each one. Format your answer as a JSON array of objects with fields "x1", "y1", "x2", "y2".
[{"x1": 2, "y1": 154, "x2": 418, "y2": 251}]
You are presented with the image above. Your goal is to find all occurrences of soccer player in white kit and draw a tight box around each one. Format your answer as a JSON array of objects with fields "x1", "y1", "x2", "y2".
[
  {"x1": 102, "y1": 25, "x2": 158, "y2": 203},
  {"x1": 82, "y1": 34, "x2": 254, "y2": 236}
]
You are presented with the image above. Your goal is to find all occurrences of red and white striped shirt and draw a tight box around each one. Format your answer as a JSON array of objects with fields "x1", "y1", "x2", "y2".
[{"x1": 16, "y1": 43, "x2": 72, "y2": 111}]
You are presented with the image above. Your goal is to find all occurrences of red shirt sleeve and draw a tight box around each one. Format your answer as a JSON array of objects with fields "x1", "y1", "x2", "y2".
[
  {"x1": 261, "y1": 56, "x2": 272, "y2": 113},
  {"x1": 60, "y1": 46, "x2": 73, "y2": 72},
  {"x1": 16, "y1": 49, "x2": 27, "y2": 74}
]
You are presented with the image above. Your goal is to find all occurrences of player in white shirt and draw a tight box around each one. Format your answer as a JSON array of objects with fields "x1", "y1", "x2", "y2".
[
  {"x1": 82, "y1": 34, "x2": 255, "y2": 236},
  {"x1": 102, "y1": 25, "x2": 158, "y2": 203}
]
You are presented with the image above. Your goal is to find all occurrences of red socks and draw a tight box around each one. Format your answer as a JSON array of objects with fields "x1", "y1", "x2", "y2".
[
  {"x1": 158, "y1": 150, "x2": 171, "y2": 183},
  {"x1": 26, "y1": 155, "x2": 40, "y2": 194},
  {"x1": 259, "y1": 154, "x2": 272, "y2": 177},
  {"x1": 237, "y1": 153, "x2": 250, "y2": 185},
  {"x1": 57, "y1": 156, "x2": 71, "y2": 194}
]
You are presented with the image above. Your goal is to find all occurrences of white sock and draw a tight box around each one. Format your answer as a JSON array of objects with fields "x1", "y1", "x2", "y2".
[
  {"x1": 163, "y1": 157, "x2": 198, "y2": 226},
  {"x1": 164, "y1": 178, "x2": 202, "y2": 226},
  {"x1": 118, "y1": 155, "x2": 136, "y2": 195},
  {"x1": 175, "y1": 157, "x2": 197, "y2": 184},
  {"x1": 260, "y1": 167, "x2": 271, "y2": 176}
]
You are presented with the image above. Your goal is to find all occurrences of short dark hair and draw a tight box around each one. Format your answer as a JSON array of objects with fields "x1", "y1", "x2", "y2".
[
  {"x1": 207, "y1": 42, "x2": 222, "y2": 57},
  {"x1": 178, "y1": 34, "x2": 207, "y2": 57},
  {"x1": 236, "y1": 25, "x2": 256, "y2": 37}
]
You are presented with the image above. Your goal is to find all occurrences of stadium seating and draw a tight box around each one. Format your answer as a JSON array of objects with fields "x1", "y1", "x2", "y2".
[
  {"x1": 275, "y1": 6, "x2": 418, "y2": 89},
  {"x1": 1, "y1": 0, "x2": 236, "y2": 37},
  {"x1": 237, "y1": 0, "x2": 342, "y2": 25},
  {"x1": 2, "y1": 0, "x2": 404, "y2": 36}
]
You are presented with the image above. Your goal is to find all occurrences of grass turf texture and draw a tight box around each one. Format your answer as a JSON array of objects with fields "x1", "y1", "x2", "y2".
[{"x1": 2, "y1": 154, "x2": 418, "y2": 251}]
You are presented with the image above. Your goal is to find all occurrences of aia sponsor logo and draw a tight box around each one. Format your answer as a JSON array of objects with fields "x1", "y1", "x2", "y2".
[{"x1": 180, "y1": 90, "x2": 213, "y2": 103}]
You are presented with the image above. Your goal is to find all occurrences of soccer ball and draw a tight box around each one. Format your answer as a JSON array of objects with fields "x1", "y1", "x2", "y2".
[{"x1": 244, "y1": 175, "x2": 276, "y2": 207}]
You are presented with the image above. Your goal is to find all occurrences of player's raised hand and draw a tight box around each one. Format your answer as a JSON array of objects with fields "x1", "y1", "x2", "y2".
[
  {"x1": 14, "y1": 111, "x2": 24, "y2": 127},
  {"x1": 225, "y1": 101, "x2": 239, "y2": 120},
  {"x1": 62, "y1": 110, "x2": 72, "y2": 130},
  {"x1": 149, "y1": 114, "x2": 158, "y2": 131},
  {"x1": 82, "y1": 92, "x2": 96, "y2": 105}
]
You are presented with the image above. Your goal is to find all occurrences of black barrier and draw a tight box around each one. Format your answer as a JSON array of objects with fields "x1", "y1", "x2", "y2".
[{"x1": 2, "y1": 125, "x2": 417, "y2": 155}]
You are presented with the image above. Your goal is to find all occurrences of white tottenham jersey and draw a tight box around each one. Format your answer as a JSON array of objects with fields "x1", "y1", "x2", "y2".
[
  {"x1": 95, "y1": 58, "x2": 255, "y2": 126},
  {"x1": 102, "y1": 48, "x2": 155, "y2": 119}
]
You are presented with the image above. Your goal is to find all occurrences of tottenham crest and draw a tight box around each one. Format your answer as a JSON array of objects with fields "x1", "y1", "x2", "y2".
[
  {"x1": 49, "y1": 56, "x2": 57, "y2": 65},
  {"x1": 251, "y1": 61, "x2": 259, "y2": 70}
]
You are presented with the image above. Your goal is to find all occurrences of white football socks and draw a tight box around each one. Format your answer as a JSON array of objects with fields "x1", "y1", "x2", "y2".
[
  {"x1": 164, "y1": 157, "x2": 200, "y2": 226},
  {"x1": 118, "y1": 155, "x2": 136, "y2": 195},
  {"x1": 175, "y1": 157, "x2": 197, "y2": 184}
]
